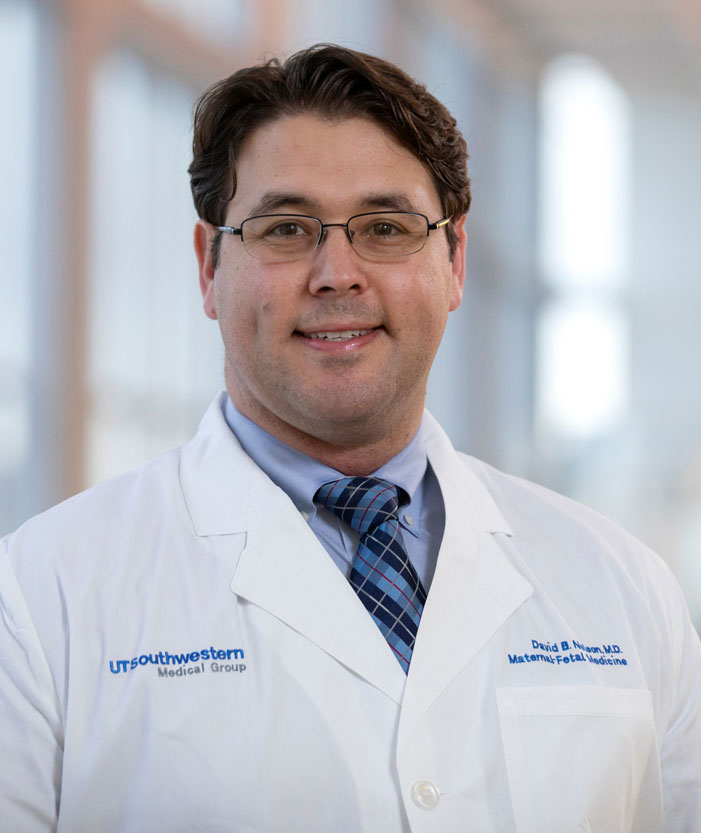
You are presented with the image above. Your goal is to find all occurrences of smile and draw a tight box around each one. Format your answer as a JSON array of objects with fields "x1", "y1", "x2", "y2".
[{"x1": 303, "y1": 329, "x2": 375, "y2": 342}]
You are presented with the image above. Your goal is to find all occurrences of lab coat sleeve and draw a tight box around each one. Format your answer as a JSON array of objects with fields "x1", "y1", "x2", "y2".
[
  {"x1": 0, "y1": 539, "x2": 62, "y2": 832},
  {"x1": 656, "y1": 562, "x2": 701, "y2": 831}
]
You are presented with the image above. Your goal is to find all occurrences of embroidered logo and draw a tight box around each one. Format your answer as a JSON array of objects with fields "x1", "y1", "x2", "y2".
[{"x1": 109, "y1": 645, "x2": 247, "y2": 676}]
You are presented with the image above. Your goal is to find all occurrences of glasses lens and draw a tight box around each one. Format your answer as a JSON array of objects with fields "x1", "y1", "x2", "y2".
[
  {"x1": 348, "y1": 212, "x2": 429, "y2": 259},
  {"x1": 241, "y1": 215, "x2": 321, "y2": 262}
]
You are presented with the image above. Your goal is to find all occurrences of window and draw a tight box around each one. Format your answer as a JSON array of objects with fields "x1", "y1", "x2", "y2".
[
  {"x1": 536, "y1": 55, "x2": 631, "y2": 440},
  {"x1": 140, "y1": 0, "x2": 246, "y2": 47},
  {"x1": 0, "y1": 0, "x2": 39, "y2": 532},
  {"x1": 86, "y1": 51, "x2": 223, "y2": 485}
]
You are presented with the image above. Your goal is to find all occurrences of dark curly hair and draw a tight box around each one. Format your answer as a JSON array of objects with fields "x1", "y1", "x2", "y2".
[{"x1": 189, "y1": 43, "x2": 471, "y2": 265}]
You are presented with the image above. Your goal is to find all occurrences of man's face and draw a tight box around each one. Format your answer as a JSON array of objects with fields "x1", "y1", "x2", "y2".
[{"x1": 195, "y1": 114, "x2": 466, "y2": 458}]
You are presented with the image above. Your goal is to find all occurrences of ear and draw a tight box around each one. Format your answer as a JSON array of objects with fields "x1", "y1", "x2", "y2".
[
  {"x1": 194, "y1": 220, "x2": 218, "y2": 320},
  {"x1": 448, "y1": 216, "x2": 467, "y2": 312}
]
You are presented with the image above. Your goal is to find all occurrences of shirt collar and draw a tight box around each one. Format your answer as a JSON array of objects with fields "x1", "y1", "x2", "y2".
[{"x1": 222, "y1": 397, "x2": 429, "y2": 530}]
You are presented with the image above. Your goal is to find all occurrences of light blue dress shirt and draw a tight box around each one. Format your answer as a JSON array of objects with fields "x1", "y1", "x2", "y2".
[{"x1": 223, "y1": 397, "x2": 445, "y2": 593}]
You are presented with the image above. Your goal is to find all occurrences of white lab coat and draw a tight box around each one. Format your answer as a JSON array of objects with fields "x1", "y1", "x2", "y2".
[{"x1": 1, "y1": 393, "x2": 699, "y2": 833}]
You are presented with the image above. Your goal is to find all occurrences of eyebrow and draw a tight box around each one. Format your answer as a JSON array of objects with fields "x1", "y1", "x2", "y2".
[
  {"x1": 360, "y1": 193, "x2": 417, "y2": 213},
  {"x1": 248, "y1": 192, "x2": 318, "y2": 216},
  {"x1": 246, "y1": 191, "x2": 419, "y2": 218}
]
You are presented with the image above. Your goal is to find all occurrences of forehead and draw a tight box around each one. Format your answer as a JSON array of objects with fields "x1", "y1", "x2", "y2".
[{"x1": 229, "y1": 114, "x2": 441, "y2": 216}]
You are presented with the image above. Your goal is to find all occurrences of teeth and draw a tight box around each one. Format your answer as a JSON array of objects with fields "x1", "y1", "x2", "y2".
[{"x1": 307, "y1": 329, "x2": 372, "y2": 341}]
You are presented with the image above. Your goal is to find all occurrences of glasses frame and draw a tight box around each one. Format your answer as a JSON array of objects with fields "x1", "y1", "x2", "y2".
[{"x1": 216, "y1": 211, "x2": 450, "y2": 262}]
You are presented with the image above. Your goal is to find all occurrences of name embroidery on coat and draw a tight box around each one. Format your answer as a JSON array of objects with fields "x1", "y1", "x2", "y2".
[{"x1": 508, "y1": 638, "x2": 628, "y2": 667}]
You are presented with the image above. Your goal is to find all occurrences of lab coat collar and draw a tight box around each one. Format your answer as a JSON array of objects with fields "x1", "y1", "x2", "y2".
[
  {"x1": 180, "y1": 393, "x2": 261, "y2": 536},
  {"x1": 180, "y1": 395, "x2": 532, "y2": 709},
  {"x1": 422, "y1": 410, "x2": 514, "y2": 537},
  {"x1": 180, "y1": 395, "x2": 514, "y2": 539}
]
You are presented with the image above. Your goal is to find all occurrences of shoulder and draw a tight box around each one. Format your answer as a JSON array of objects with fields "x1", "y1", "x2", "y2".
[
  {"x1": 2, "y1": 393, "x2": 248, "y2": 569},
  {"x1": 455, "y1": 454, "x2": 701, "y2": 753},
  {"x1": 423, "y1": 411, "x2": 666, "y2": 579},
  {"x1": 454, "y1": 454, "x2": 701, "y2": 701},
  {"x1": 3, "y1": 445, "x2": 186, "y2": 572},
  {"x1": 458, "y1": 451, "x2": 647, "y2": 549},
  {"x1": 455, "y1": 451, "x2": 688, "y2": 627},
  {"x1": 0, "y1": 446, "x2": 193, "y2": 698}
]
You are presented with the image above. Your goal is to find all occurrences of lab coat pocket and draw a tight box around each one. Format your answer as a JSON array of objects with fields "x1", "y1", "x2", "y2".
[{"x1": 496, "y1": 686, "x2": 657, "y2": 833}]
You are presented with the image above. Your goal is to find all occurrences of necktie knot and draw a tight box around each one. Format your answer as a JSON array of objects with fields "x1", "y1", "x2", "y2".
[{"x1": 315, "y1": 477, "x2": 401, "y2": 536}]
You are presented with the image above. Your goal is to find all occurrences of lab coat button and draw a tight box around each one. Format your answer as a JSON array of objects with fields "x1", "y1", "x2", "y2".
[{"x1": 410, "y1": 780, "x2": 440, "y2": 809}]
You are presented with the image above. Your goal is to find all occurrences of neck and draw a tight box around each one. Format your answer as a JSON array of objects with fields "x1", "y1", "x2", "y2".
[
  {"x1": 282, "y1": 422, "x2": 421, "y2": 475},
  {"x1": 229, "y1": 395, "x2": 423, "y2": 475}
]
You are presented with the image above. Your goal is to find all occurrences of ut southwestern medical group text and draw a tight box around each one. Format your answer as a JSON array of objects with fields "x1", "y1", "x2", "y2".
[
  {"x1": 509, "y1": 638, "x2": 628, "y2": 667},
  {"x1": 109, "y1": 646, "x2": 246, "y2": 676}
]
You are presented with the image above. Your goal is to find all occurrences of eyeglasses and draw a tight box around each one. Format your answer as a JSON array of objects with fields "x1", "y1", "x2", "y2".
[{"x1": 216, "y1": 211, "x2": 450, "y2": 263}]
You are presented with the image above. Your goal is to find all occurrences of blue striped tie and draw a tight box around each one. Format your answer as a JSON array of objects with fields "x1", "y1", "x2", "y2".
[{"x1": 315, "y1": 477, "x2": 426, "y2": 673}]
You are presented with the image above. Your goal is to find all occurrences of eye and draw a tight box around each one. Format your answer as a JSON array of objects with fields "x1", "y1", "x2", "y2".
[
  {"x1": 366, "y1": 220, "x2": 403, "y2": 238},
  {"x1": 353, "y1": 217, "x2": 411, "y2": 242},
  {"x1": 265, "y1": 221, "x2": 310, "y2": 238}
]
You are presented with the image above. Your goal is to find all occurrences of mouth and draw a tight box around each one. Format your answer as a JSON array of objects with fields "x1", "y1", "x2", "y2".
[{"x1": 299, "y1": 327, "x2": 378, "y2": 342}]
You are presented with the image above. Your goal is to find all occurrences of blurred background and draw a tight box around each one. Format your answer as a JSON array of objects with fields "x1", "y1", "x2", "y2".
[{"x1": 1, "y1": 0, "x2": 700, "y2": 629}]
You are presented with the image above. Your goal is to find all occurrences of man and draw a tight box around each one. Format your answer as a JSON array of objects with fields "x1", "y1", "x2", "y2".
[{"x1": 1, "y1": 44, "x2": 699, "y2": 833}]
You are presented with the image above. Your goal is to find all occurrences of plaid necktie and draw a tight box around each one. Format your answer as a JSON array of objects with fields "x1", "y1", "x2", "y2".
[{"x1": 315, "y1": 477, "x2": 426, "y2": 673}]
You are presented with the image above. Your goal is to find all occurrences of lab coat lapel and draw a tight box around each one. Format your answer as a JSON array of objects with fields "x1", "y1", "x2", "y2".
[
  {"x1": 180, "y1": 395, "x2": 405, "y2": 704},
  {"x1": 231, "y1": 481, "x2": 406, "y2": 703},
  {"x1": 398, "y1": 415, "x2": 533, "y2": 748}
]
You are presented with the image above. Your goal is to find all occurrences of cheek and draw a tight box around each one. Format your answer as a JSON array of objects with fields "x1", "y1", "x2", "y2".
[
  {"x1": 413, "y1": 292, "x2": 453, "y2": 353},
  {"x1": 214, "y1": 270, "x2": 250, "y2": 324},
  {"x1": 217, "y1": 280, "x2": 290, "y2": 353},
  {"x1": 391, "y1": 295, "x2": 446, "y2": 361},
  {"x1": 408, "y1": 271, "x2": 454, "y2": 326}
]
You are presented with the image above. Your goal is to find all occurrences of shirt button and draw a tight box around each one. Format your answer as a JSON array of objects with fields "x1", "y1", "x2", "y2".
[
  {"x1": 300, "y1": 510, "x2": 309, "y2": 521},
  {"x1": 403, "y1": 513, "x2": 415, "y2": 527},
  {"x1": 410, "y1": 780, "x2": 440, "y2": 809}
]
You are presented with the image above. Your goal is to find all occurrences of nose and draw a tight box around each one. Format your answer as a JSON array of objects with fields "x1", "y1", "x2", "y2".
[{"x1": 307, "y1": 226, "x2": 369, "y2": 296}]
